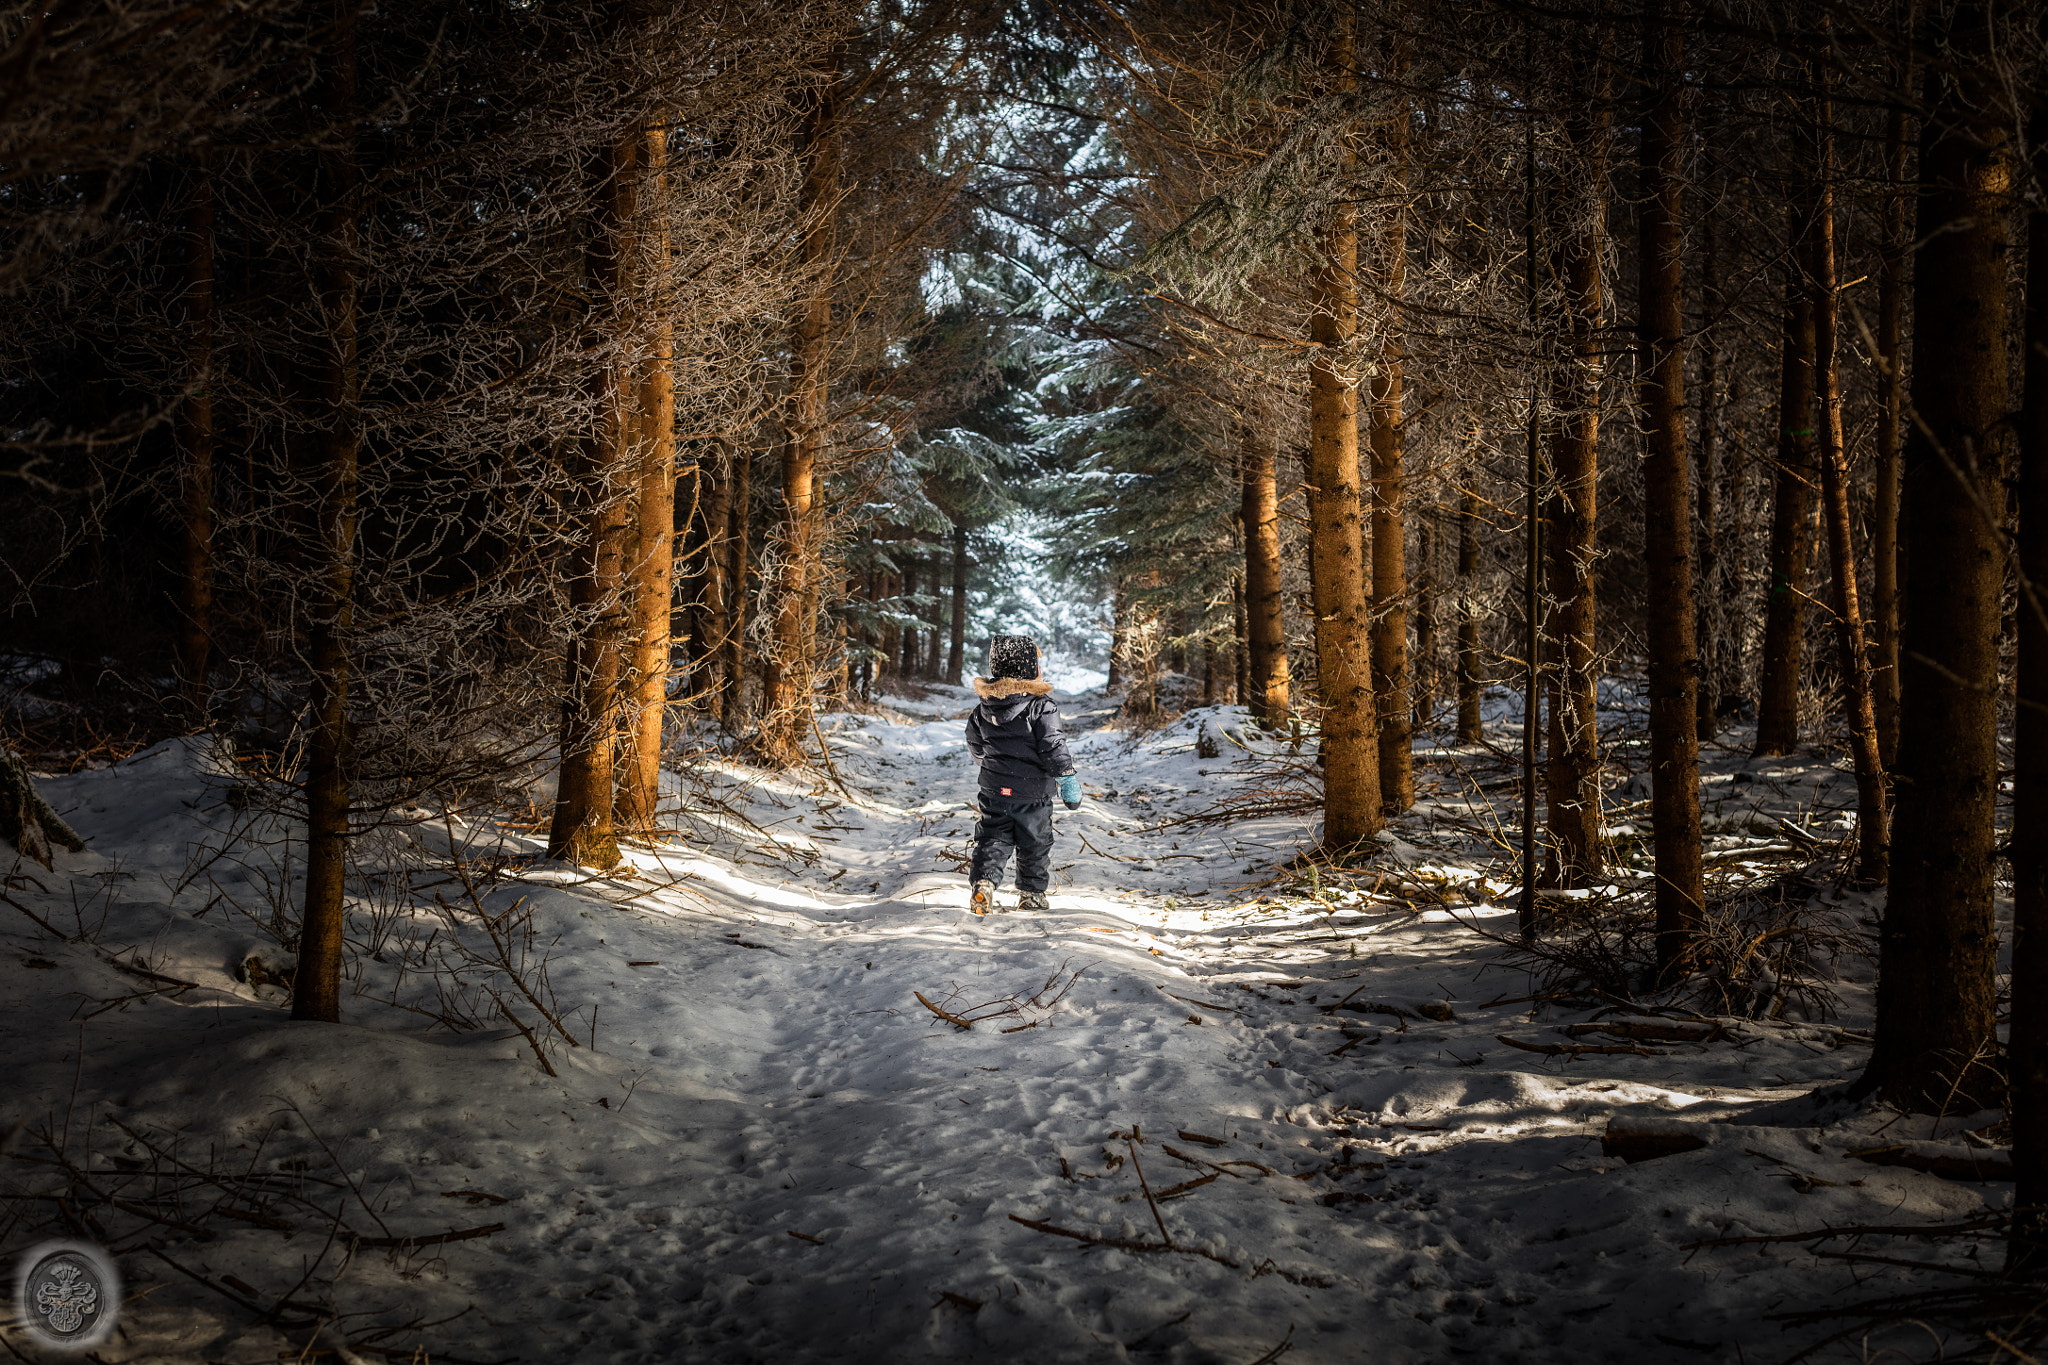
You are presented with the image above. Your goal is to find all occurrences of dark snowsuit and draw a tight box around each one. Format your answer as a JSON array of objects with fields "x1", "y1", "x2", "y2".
[{"x1": 965, "y1": 676, "x2": 1073, "y2": 893}]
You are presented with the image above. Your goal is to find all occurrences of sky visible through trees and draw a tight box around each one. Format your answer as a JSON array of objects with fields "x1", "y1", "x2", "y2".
[{"x1": 2, "y1": 0, "x2": 2048, "y2": 1360}]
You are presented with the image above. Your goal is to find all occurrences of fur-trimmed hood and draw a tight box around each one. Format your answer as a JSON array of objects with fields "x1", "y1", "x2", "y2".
[{"x1": 972, "y1": 676, "x2": 1053, "y2": 700}]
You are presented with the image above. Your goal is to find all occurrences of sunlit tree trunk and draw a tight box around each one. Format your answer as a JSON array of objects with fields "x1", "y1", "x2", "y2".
[
  {"x1": 547, "y1": 127, "x2": 638, "y2": 869},
  {"x1": 1544, "y1": 59, "x2": 1609, "y2": 887},
  {"x1": 1638, "y1": 0, "x2": 1703, "y2": 974},
  {"x1": 1754, "y1": 259, "x2": 1817, "y2": 757},
  {"x1": 1369, "y1": 38, "x2": 1412, "y2": 812},
  {"x1": 760, "y1": 53, "x2": 839, "y2": 763},
  {"x1": 1306, "y1": 6, "x2": 1382, "y2": 847},
  {"x1": 1871, "y1": 2, "x2": 2009, "y2": 1114},
  {"x1": 175, "y1": 158, "x2": 215, "y2": 729},
  {"x1": 1240, "y1": 424, "x2": 1290, "y2": 724},
  {"x1": 617, "y1": 123, "x2": 675, "y2": 834},
  {"x1": 1805, "y1": 71, "x2": 1887, "y2": 886},
  {"x1": 293, "y1": 0, "x2": 361, "y2": 1023}
]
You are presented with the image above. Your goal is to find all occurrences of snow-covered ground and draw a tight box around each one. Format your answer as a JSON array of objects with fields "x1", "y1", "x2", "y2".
[{"x1": 0, "y1": 686, "x2": 2010, "y2": 1363}]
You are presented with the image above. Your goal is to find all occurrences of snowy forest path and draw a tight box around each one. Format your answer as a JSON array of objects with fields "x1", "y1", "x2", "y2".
[{"x1": 0, "y1": 707, "x2": 2002, "y2": 1363}]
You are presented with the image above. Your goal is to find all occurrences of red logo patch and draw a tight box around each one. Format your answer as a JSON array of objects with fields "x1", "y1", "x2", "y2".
[{"x1": 1000, "y1": 787, "x2": 1012, "y2": 796}]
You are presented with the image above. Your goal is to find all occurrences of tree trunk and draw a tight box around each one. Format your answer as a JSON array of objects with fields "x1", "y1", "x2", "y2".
[
  {"x1": 1369, "y1": 44, "x2": 1412, "y2": 812},
  {"x1": 723, "y1": 441, "x2": 750, "y2": 722},
  {"x1": 1232, "y1": 572, "x2": 1249, "y2": 706},
  {"x1": 1806, "y1": 70, "x2": 1888, "y2": 887},
  {"x1": 1638, "y1": 0, "x2": 1703, "y2": 975},
  {"x1": 700, "y1": 441, "x2": 731, "y2": 722},
  {"x1": 1412, "y1": 510, "x2": 1435, "y2": 728},
  {"x1": 617, "y1": 123, "x2": 675, "y2": 834},
  {"x1": 1695, "y1": 206, "x2": 1722, "y2": 739},
  {"x1": 760, "y1": 55, "x2": 838, "y2": 764},
  {"x1": 1544, "y1": 64, "x2": 1610, "y2": 887},
  {"x1": 175, "y1": 159, "x2": 215, "y2": 729},
  {"x1": 1108, "y1": 577, "x2": 1124, "y2": 693},
  {"x1": 1456, "y1": 484, "x2": 1483, "y2": 743},
  {"x1": 1754, "y1": 261, "x2": 1817, "y2": 757},
  {"x1": 900, "y1": 563, "x2": 919, "y2": 676},
  {"x1": 293, "y1": 0, "x2": 361, "y2": 1024},
  {"x1": 1241, "y1": 424, "x2": 1290, "y2": 724},
  {"x1": 1873, "y1": 59, "x2": 1913, "y2": 770},
  {"x1": 1306, "y1": 6, "x2": 1382, "y2": 848},
  {"x1": 2007, "y1": 107, "x2": 2048, "y2": 1276},
  {"x1": 948, "y1": 520, "x2": 967, "y2": 685},
  {"x1": 879, "y1": 571, "x2": 898, "y2": 683},
  {"x1": 1871, "y1": 6, "x2": 2009, "y2": 1113},
  {"x1": 546, "y1": 127, "x2": 637, "y2": 870}
]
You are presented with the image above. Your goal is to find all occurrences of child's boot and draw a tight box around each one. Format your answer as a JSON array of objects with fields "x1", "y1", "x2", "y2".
[
  {"x1": 1018, "y1": 890, "x2": 1049, "y2": 912},
  {"x1": 970, "y1": 880, "x2": 998, "y2": 915}
]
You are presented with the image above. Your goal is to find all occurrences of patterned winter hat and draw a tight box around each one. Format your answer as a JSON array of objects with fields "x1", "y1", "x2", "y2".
[{"x1": 987, "y1": 634, "x2": 1041, "y2": 681}]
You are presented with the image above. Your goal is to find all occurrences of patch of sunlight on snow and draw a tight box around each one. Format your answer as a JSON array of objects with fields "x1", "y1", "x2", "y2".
[
  {"x1": 1044, "y1": 657, "x2": 1107, "y2": 693},
  {"x1": 1419, "y1": 904, "x2": 1516, "y2": 922}
]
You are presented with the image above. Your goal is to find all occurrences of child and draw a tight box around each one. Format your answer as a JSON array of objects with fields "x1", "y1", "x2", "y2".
[{"x1": 964, "y1": 634, "x2": 1082, "y2": 915}]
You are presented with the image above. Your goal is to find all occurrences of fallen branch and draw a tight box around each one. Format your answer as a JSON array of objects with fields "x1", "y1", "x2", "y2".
[
  {"x1": 1128, "y1": 1140, "x2": 1171, "y2": 1246},
  {"x1": 1153, "y1": 1172, "x2": 1221, "y2": 1200},
  {"x1": 1566, "y1": 1020, "x2": 1722, "y2": 1044},
  {"x1": 351, "y1": 1221, "x2": 504, "y2": 1251},
  {"x1": 1808, "y1": 1247, "x2": 2002, "y2": 1278},
  {"x1": 1497, "y1": 1033, "x2": 1668, "y2": 1059},
  {"x1": 1007, "y1": 1213, "x2": 1239, "y2": 1267},
  {"x1": 1846, "y1": 1142, "x2": 2013, "y2": 1183},
  {"x1": 1244, "y1": 1326, "x2": 1296, "y2": 1365},
  {"x1": 915, "y1": 991, "x2": 976, "y2": 1030}
]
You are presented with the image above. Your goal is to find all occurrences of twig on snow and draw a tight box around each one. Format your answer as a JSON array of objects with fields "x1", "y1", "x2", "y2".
[{"x1": 1006, "y1": 1213, "x2": 1238, "y2": 1267}]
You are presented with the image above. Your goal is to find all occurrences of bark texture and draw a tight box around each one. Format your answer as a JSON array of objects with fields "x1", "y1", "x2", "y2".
[
  {"x1": 294, "y1": 0, "x2": 362, "y2": 1023},
  {"x1": 1543, "y1": 62, "x2": 1609, "y2": 887},
  {"x1": 760, "y1": 53, "x2": 838, "y2": 763},
  {"x1": 1305, "y1": 7, "x2": 1382, "y2": 847},
  {"x1": 617, "y1": 124, "x2": 675, "y2": 834},
  {"x1": 1368, "y1": 41, "x2": 1412, "y2": 812},
  {"x1": 1805, "y1": 76, "x2": 1888, "y2": 886},
  {"x1": 546, "y1": 128, "x2": 638, "y2": 871},
  {"x1": 1638, "y1": 0, "x2": 1703, "y2": 974},
  {"x1": 1754, "y1": 265, "x2": 1817, "y2": 757},
  {"x1": 1873, "y1": 10, "x2": 2009, "y2": 1112},
  {"x1": 1240, "y1": 424, "x2": 1290, "y2": 724}
]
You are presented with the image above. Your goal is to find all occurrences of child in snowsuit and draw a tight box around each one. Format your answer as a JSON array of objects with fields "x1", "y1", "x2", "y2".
[{"x1": 965, "y1": 634, "x2": 1082, "y2": 915}]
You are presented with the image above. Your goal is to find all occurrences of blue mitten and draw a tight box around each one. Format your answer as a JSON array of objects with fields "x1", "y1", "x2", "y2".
[{"x1": 1058, "y1": 774, "x2": 1082, "y2": 810}]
